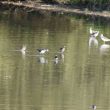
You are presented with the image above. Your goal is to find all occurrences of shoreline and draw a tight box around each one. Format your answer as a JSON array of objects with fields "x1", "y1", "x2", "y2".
[{"x1": 0, "y1": 1, "x2": 110, "y2": 19}]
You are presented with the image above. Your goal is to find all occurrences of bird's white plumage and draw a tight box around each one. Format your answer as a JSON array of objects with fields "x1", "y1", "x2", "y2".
[
  {"x1": 37, "y1": 49, "x2": 49, "y2": 54},
  {"x1": 21, "y1": 45, "x2": 26, "y2": 52},
  {"x1": 100, "y1": 34, "x2": 110, "y2": 43},
  {"x1": 60, "y1": 46, "x2": 65, "y2": 53},
  {"x1": 90, "y1": 28, "x2": 99, "y2": 37}
]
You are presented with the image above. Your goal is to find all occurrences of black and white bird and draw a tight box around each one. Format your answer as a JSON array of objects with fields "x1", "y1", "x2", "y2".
[
  {"x1": 55, "y1": 55, "x2": 58, "y2": 60},
  {"x1": 59, "y1": 46, "x2": 65, "y2": 53},
  {"x1": 37, "y1": 48, "x2": 49, "y2": 54},
  {"x1": 100, "y1": 34, "x2": 110, "y2": 43},
  {"x1": 90, "y1": 28, "x2": 99, "y2": 37},
  {"x1": 21, "y1": 45, "x2": 26, "y2": 53},
  {"x1": 54, "y1": 55, "x2": 59, "y2": 64},
  {"x1": 91, "y1": 105, "x2": 96, "y2": 110}
]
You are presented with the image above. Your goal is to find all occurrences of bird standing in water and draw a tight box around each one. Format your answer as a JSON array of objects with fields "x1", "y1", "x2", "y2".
[
  {"x1": 21, "y1": 45, "x2": 26, "y2": 52},
  {"x1": 100, "y1": 34, "x2": 110, "y2": 43},
  {"x1": 90, "y1": 28, "x2": 99, "y2": 37},
  {"x1": 19, "y1": 45, "x2": 27, "y2": 56},
  {"x1": 37, "y1": 48, "x2": 49, "y2": 54},
  {"x1": 91, "y1": 105, "x2": 96, "y2": 110},
  {"x1": 54, "y1": 55, "x2": 59, "y2": 64},
  {"x1": 59, "y1": 46, "x2": 65, "y2": 53}
]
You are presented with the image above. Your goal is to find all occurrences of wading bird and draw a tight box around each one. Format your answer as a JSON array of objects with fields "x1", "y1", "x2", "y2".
[
  {"x1": 90, "y1": 28, "x2": 99, "y2": 37},
  {"x1": 20, "y1": 45, "x2": 26, "y2": 53},
  {"x1": 91, "y1": 105, "x2": 96, "y2": 110},
  {"x1": 100, "y1": 34, "x2": 110, "y2": 43},
  {"x1": 59, "y1": 46, "x2": 65, "y2": 53},
  {"x1": 37, "y1": 48, "x2": 49, "y2": 54},
  {"x1": 54, "y1": 55, "x2": 59, "y2": 64}
]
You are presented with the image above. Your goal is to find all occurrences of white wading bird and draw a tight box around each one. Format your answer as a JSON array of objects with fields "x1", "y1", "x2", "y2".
[
  {"x1": 90, "y1": 27, "x2": 99, "y2": 37},
  {"x1": 21, "y1": 45, "x2": 26, "y2": 52},
  {"x1": 59, "y1": 46, "x2": 65, "y2": 53},
  {"x1": 20, "y1": 45, "x2": 27, "y2": 56},
  {"x1": 100, "y1": 34, "x2": 110, "y2": 43},
  {"x1": 89, "y1": 36, "x2": 98, "y2": 47}
]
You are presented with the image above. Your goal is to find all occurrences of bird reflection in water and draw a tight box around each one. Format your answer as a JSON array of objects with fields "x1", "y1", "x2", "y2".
[
  {"x1": 59, "y1": 53, "x2": 64, "y2": 62},
  {"x1": 88, "y1": 36, "x2": 98, "y2": 54},
  {"x1": 38, "y1": 56, "x2": 48, "y2": 64},
  {"x1": 89, "y1": 36, "x2": 98, "y2": 48},
  {"x1": 100, "y1": 44, "x2": 110, "y2": 55}
]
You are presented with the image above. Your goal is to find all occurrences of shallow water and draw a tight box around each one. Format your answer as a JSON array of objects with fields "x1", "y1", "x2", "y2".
[{"x1": 0, "y1": 13, "x2": 110, "y2": 110}]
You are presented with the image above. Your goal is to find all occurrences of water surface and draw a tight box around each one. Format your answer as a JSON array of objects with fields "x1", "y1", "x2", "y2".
[{"x1": 0, "y1": 13, "x2": 110, "y2": 110}]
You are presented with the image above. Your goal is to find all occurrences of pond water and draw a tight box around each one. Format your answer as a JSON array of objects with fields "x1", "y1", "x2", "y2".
[{"x1": 0, "y1": 12, "x2": 110, "y2": 110}]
